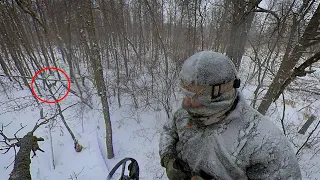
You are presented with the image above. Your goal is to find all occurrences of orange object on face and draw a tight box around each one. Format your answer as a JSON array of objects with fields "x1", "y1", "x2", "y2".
[
  {"x1": 186, "y1": 124, "x2": 193, "y2": 129},
  {"x1": 184, "y1": 96, "x2": 203, "y2": 108}
]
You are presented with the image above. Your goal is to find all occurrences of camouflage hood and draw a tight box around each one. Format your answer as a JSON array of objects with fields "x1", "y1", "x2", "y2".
[
  {"x1": 159, "y1": 91, "x2": 302, "y2": 179},
  {"x1": 181, "y1": 89, "x2": 238, "y2": 126},
  {"x1": 178, "y1": 51, "x2": 239, "y2": 126}
]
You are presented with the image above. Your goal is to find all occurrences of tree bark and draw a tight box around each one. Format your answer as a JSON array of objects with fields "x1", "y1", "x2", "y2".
[
  {"x1": 226, "y1": 0, "x2": 261, "y2": 70},
  {"x1": 83, "y1": 0, "x2": 114, "y2": 159},
  {"x1": 258, "y1": 4, "x2": 320, "y2": 114},
  {"x1": 9, "y1": 133, "x2": 44, "y2": 180}
]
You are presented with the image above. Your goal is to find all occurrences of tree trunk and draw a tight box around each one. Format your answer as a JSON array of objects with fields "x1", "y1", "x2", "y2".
[
  {"x1": 226, "y1": 0, "x2": 260, "y2": 70},
  {"x1": 144, "y1": 0, "x2": 169, "y2": 78},
  {"x1": 258, "y1": 4, "x2": 320, "y2": 115},
  {"x1": 83, "y1": 0, "x2": 114, "y2": 159},
  {"x1": 9, "y1": 133, "x2": 43, "y2": 180}
]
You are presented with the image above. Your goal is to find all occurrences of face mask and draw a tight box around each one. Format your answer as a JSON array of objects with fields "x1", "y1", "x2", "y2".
[
  {"x1": 180, "y1": 86, "x2": 213, "y2": 106},
  {"x1": 180, "y1": 87, "x2": 237, "y2": 126}
]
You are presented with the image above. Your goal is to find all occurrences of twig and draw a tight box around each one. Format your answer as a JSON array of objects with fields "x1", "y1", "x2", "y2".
[
  {"x1": 61, "y1": 102, "x2": 80, "y2": 112},
  {"x1": 68, "y1": 167, "x2": 85, "y2": 180},
  {"x1": 14, "y1": 123, "x2": 27, "y2": 139},
  {"x1": 298, "y1": 100, "x2": 318, "y2": 112},
  {"x1": 61, "y1": 83, "x2": 93, "y2": 109},
  {"x1": 14, "y1": 0, "x2": 46, "y2": 32},
  {"x1": 3, "y1": 121, "x2": 13, "y2": 128},
  {"x1": 281, "y1": 93, "x2": 287, "y2": 135},
  {"x1": 274, "y1": 51, "x2": 320, "y2": 101},
  {"x1": 30, "y1": 103, "x2": 78, "y2": 133},
  {"x1": 1, "y1": 144, "x2": 15, "y2": 154},
  {"x1": 255, "y1": 6, "x2": 281, "y2": 26},
  {"x1": 0, "y1": 74, "x2": 69, "y2": 82},
  {"x1": 31, "y1": 119, "x2": 50, "y2": 133},
  {"x1": 288, "y1": 88, "x2": 320, "y2": 96},
  {"x1": 4, "y1": 159, "x2": 15, "y2": 170},
  {"x1": 1, "y1": 123, "x2": 25, "y2": 154},
  {"x1": 52, "y1": 84, "x2": 64, "y2": 97}
]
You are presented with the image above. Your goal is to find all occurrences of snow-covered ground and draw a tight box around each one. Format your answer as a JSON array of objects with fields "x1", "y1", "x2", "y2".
[
  {"x1": 0, "y1": 55, "x2": 319, "y2": 180},
  {"x1": 0, "y1": 78, "x2": 170, "y2": 179}
]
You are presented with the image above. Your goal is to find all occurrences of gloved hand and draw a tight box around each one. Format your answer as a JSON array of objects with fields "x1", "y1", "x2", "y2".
[
  {"x1": 165, "y1": 158, "x2": 189, "y2": 180},
  {"x1": 191, "y1": 176, "x2": 205, "y2": 180}
]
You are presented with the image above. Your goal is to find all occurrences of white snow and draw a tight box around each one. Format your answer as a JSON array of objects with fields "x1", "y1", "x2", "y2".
[{"x1": 0, "y1": 54, "x2": 319, "y2": 180}]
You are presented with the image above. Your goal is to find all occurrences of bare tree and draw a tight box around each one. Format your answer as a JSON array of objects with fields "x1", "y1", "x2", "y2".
[
  {"x1": 226, "y1": 0, "x2": 262, "y2": 70},
  {"x1": 1, "y1": 117, "x2": 51, "y2": 180},
  {"x1": 258, "y1": 1, "x2": 320, "y2": 115},
  {"x1": 81, "y1": 0, "x2": 114, "y2": 159}
]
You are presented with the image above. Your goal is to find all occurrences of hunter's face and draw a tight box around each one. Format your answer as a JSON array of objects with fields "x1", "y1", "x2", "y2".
[{"x1": 183, "y1": 96, "x2": 203, "y2": 108}]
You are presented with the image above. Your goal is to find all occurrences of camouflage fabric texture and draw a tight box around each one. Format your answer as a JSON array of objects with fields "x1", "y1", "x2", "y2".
[{"x1": 159, "y1": 93, "x2": 302, "y2": 180}]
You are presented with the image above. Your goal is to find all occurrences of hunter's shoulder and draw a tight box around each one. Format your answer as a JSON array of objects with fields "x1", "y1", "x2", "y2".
[
  {"x1": 228, "y1": 94, "x2": 283, "y2": 136},
  {"x1": 227, "y1": 94, "x2": 264, "y2": 124},
  {"x1": 173, "y1": 108, "x2": 189, "y2": 119}
]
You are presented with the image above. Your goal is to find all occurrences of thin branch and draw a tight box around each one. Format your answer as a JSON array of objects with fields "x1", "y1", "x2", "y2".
[
  {"x1": 297, "y1": 100, "x2": 318, "y2": 112},
  {"x1": 0, "y1": 102, "x2": 78, "y2": 155},
  {"x1": 14, "y1": 0, "x2": 47, "y2": 32},
  {"x1": 2, "y1": 144, "x2": 15, "y2": 154},
  {"x1": 273, "y1": 51, "x2": 320, "y2": 101},
  {"x1": 288, "y1": 88, "x2": 320, "y2": 96},
  {"x1": 61, "y1": 102, "x2": 80, "y2": 113},
  {"x1": 61, "y1": 83, "x2": 93, "y2": 109},
  {"x1": 14, "y1": 123, "x2": 27, "y2": 139},
  {"x1": 4, "y1": 159, "x2": 15, "y2": 170},
  {"x1": 31, "y1": 103, "x2": 78, "y2": 133},
  {"x1": 255, "y1": 6, "x2": 280, "y2": 24},
  {"x1": 3, "y1": 121, "x2": 13, "y2": 128},
  {"x1": 31, "y1": 119, "x2": 50, "y2": 133},
  {"x1": 281, "y1": 93, "x2": 287, "y2": 135},
  {"x1": 0, "y1": 74, "x2": 69, "y2": 82},
  {"x1": 0, "y1": 124, "x2": 24, "y2": 154}
]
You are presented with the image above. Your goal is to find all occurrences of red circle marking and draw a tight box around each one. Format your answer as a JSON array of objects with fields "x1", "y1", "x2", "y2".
[{"x1": 31, "y1": 67, "x2": 71, "y2": 104}]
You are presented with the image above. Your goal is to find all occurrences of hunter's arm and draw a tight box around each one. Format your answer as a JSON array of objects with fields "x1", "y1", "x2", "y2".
[{"x1": 159, "y1": 112, "x2": 179, "y2": 167}]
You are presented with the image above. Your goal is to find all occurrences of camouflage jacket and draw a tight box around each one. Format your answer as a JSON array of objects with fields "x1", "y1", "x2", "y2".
[{"x1": 159, "y1": 94, "x2": 302, "y2": 180}]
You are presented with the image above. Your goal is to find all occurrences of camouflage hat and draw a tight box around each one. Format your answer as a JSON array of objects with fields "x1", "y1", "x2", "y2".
[{"x1": 179, "y1": 51, "x2": 237, "y2": 86}]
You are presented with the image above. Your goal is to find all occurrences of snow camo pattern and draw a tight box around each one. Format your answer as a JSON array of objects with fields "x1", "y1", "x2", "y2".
[
  {"x1": 159, "y1": 92, "x2": 302, "y2": 180},
  {"x1": 181, "y1": 89, "x2": 237, "y2": 125},
  {"x1": 179, "y1": 51, "x2": 237, "y2": 85}
]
